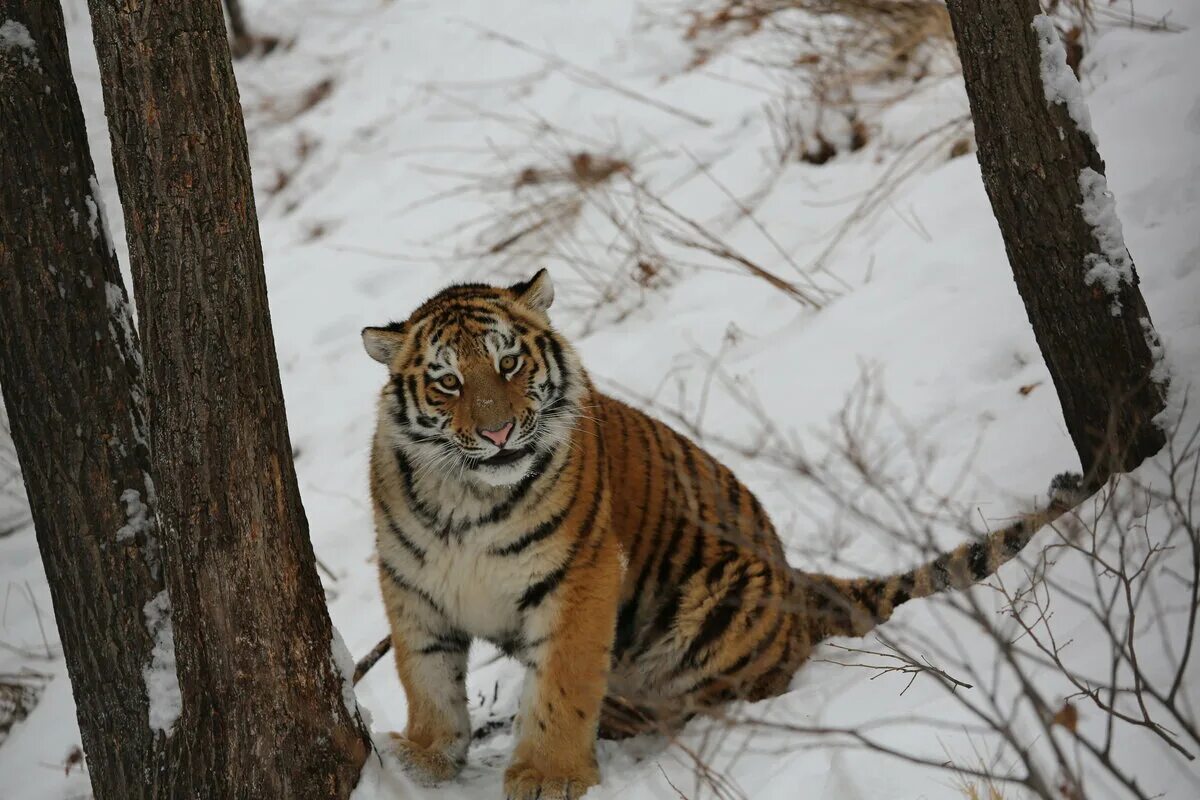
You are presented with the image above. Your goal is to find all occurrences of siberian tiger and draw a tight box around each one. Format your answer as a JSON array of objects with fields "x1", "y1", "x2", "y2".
[{"x1": 363, "y1": 269, "x2": 1081, "y2": 800}]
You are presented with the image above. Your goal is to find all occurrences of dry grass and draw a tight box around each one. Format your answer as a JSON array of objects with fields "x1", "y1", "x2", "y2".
[
  {"x1": 644, "y1": 0, "x2": 965, "y2": 181},
  {"x1": 332, "y1": 2, "x2": 1156, "y2": 329},
  {"x1": 513, "y1": 152, "x2": 633, "y2": 192},
  {"x1": 354, "y1": 120, "x2": 842, "y2": 330},
  {"x1": 358, "y1": 138, "x2": 683, "y2": 328},
  {"x1": 472, "y1": 149, "x2": 638, "y2": 264},
  {"x1": 664, "y1": 0, "x2": 1117, "y2": 168},
  {"x1": 678, "y1": 0, "x2": 1109, "y2": 78},
  {"x1": 963, "y1": 784, "x2": 1006, "y2": 800},
  {"x1": 681, "y1": 1, "x2": 955, "y2": 83}
]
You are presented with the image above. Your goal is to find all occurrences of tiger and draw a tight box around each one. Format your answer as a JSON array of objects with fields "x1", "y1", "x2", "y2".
[{"x1": 362, "y1": 268, "x2": 1084, "y2": 800}]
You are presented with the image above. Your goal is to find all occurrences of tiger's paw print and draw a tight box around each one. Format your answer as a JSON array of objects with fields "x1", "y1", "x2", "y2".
[
  {"x1": 389, "y1": 732, "x2": 464, "y2": 786},
  {"x1": 503, "y1": 761, "x2": 598, "y2": 800}
]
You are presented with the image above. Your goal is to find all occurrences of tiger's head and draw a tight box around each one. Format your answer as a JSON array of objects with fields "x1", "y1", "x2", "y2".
[{"x1": 362, "y1": 269, "x2": 583, "y2": 487}]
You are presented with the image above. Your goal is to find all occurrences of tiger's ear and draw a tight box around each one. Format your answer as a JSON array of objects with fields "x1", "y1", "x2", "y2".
[
  {"x1": 361, "y1": 323, "x2": 406, "y2": 365},
  {"x1": 509, "y1": 268, "x2": 554, "y2": 312}
]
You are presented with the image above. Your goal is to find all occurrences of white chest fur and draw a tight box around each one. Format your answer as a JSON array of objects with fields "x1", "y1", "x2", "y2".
[
  {"x1": 379, "y1": 522, "x2": 534, "y2": 639},
  {"x1": 375, "y1": 457, "x2": 561, "y2": 641}
]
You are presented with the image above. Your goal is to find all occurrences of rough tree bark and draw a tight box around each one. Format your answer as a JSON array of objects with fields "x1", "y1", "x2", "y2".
[
  {"x1": 945, "y1": 0, "x2": 1167, "y2": 476},
  {"x1": 0, "y1": 2, "x2": 173, "y2": 796},
  {"x1": 83, "y1": 1, "x2": 370, "y2": 797}
]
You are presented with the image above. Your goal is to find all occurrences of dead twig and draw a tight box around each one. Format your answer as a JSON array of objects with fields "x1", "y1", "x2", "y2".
[
  {"x1": 462, "y1": 23, "x2": 714, "y2": 128},
  {"x1": 353, "y1": 635, "x2": 392, "y2": 685}
]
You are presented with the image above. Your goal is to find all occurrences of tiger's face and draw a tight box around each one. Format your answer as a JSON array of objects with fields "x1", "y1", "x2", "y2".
[{"x1": 362, "y1": 270, "x2": 581, "y2": 487}]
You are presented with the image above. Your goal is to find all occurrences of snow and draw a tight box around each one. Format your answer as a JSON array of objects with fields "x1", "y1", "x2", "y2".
[
  {"x1": 141, "y1": 590, "x2": 181, "y2": 735},
  {"x1": 104, "y1": 278, "x2": 150, "y2": 455},
  {"x1": 85, "y1": 176, "x2": 116, "y2": 257},
  {"x1": 1079, "y1": 167, "x2": 1135, "y2": 314},
  {"x1": 0, "y1": 20, "x2": 37, "y2": 68},
  {"x1": 1032, "y1": 14, "x2": 1097, "y2": 146},
  {"x1": 2, "y1": 1, "x2": 1200, "y2": 798},
  {"x1": 1142, "y1": 317, "x2": 1170, "y2": 387},
  {"x1": 103, "y1": 282, "x2": 140, "y2": 367},
  {"x1": 331, "y1": 624, "x2": 371, "y2": 729},
  {"x1": 114, "y1": 487, "x2": 149, "y2": 542}
]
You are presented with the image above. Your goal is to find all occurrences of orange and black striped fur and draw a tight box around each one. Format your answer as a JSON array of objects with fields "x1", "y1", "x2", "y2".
[{"x1": 363, "y1": 270, "x2": 1082, "y2": 800}]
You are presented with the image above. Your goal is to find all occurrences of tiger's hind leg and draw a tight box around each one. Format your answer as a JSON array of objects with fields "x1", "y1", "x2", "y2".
[
  {"x1": 598, "y1": 695, "x2": 696, "y2": 740},
  {"x1": 637, "y1": 556, "x2": 798, "y2": 717}
]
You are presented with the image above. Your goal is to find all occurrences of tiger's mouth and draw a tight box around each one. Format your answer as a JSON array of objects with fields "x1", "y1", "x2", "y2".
[{"x1": 477, "y1": 445, "x2": 532, "y2": 468}]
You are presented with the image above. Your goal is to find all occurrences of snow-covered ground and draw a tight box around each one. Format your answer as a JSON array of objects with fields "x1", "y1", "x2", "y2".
[{"x1": 2, "y1": 1, "x2": 1199, "y2": 797}]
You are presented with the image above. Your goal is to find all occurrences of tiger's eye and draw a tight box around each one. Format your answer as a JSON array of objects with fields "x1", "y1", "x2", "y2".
[
  {"x1": 438, "y1": 374, "x2": 461, "y2": 391},
  {"x1": 499, "y1": 354, "x2": 518, "y2": 373}
]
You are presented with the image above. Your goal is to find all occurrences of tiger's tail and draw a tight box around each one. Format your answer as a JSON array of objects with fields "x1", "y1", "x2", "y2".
[{"x1": 798, "y1": 472, "x2": 1092, "y2": 641}]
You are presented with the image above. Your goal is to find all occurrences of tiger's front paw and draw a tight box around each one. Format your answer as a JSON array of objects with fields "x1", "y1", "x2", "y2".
[
  {"x1": 389, "y1": 732, "x2": 464, "y2": 786},
  {"x1": 504, "y1": 760, "x2": 598, "y2": 800}
]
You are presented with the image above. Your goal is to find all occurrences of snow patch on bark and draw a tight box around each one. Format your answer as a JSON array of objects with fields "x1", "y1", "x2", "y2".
[
  {"x1": 104, "y1": 281, "x2": 150, "y2": 455},
  {"x1": 86, "y1": 176, "x2": 116, "y2": 257},
  {"x1": 0, "y1": 20, "x2": 38, "y2": 68},
  {"x1": 1032, "y1": 14, "x2": 1097, "y2": 148},
  {"x1": 115, "y1": 488, "x2": 150, "y2": 542},
  {"x1": 1140, "y1": 318, "x2": 1170, "y2": 386},
  {"x1": 1078, "y1": 168, "x2": 1134, "y2": 315},
  {"x1": 330, "y1": 625, "x2": 371, "y2": 728},
  {"x1": 104, "y1": 282, "x2": 143, "y2": 370},
  {"x1": 139, "y1": 474, "x2": 164, "y2": 579},
  {"x1": 143, "y1": 590, "x2": 181, "y2": 735}
]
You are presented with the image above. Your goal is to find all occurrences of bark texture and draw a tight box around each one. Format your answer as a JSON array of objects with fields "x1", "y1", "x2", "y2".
[
  {"x1": 946, "y1": 0, "x2": 1166, "y2": 475},
  {"x1": 83, "y1": 1, "x2": 370, "y2": 797},
  {"x1": 0, "y1": 2, "x2": 171, "y2": 797}
]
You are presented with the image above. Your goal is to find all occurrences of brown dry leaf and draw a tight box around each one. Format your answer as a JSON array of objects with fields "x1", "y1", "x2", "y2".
[
  {"x1": 801, "y1": 135, "x2": 836, "y2": 165},
  {"x1": 63, "y1": 744, "x2": 83, "y2": 775},
  {"x1": 850, "y1": 119, "x2": 870, "y2": 152},
  {"x1": 949, "y1": 137, "x2": 973, "y2": 159},
  {"x1": 1063, "y1": 25, "x2": 1084, "y2": 78},
  {"x1": 1018, "y1": 382, "x2": 1042, "y2": 396},
  {"x1": 1052, "y1": 702, "x2": 1079, "y2": 732}
]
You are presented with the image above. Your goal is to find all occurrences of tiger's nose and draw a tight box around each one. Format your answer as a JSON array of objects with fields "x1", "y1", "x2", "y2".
[{"x1": 478, "y1": 420, "x2": 514, "y2": 447}]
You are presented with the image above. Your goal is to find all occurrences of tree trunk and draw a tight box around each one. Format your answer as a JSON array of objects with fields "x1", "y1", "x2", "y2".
[
  {"x1": 0, "y1": 2, "x2": 173, "y2": 797},
  {"x1": 83, "y1": 1, "x2": 370, "y2": 797},
  {"x1": 945, "y1": 0, "x2": 1167, "y2": 476}
]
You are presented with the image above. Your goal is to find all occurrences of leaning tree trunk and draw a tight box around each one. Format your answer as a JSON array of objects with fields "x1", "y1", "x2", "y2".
[
  {"x1": 83, "y1": 1, "x2": 370, "y2": 796},
  {"x1": 945, "y1": 0, "x2": 1167, "y2": 476},
  {"x1": 0, "y1": 2, "x2": 173, "y2": 797}
]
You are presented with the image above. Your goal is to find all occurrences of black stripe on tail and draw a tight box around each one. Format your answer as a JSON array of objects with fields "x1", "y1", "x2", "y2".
[{"x1": 799, "y1": 472, "x2": 1088, "y2": 640}]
